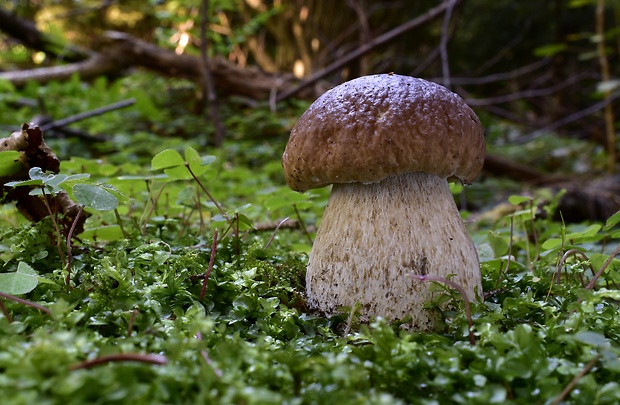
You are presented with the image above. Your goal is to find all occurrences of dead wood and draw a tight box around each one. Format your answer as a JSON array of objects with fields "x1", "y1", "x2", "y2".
[
  {"x1": 0, "y1": 7, "x2": 89, "y2": 62},
  {"x1": 0, "y1": 30, "x2": 313, "y2": 101},
  {"x1": 0, "y1": 51, "x2": 125, "y2": 86},
  {"x1": 483, "y1": 154, "x2": 548, "y2": 184},
  {"x1": 483, "y1": 153, "x2": 620, "y2": 222},
  {"x1": 0, "y1": 124, "x2": 90, "y2": 235}
]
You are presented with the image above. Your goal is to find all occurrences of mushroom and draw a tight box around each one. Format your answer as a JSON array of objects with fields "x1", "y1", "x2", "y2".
[{"x1": 282, "y1": 74, "x2": 485, "y2": 330}]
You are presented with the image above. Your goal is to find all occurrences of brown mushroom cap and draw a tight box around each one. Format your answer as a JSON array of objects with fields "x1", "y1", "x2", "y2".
[{"x1": 282, "y1": 74, "x2": 485, "y2": 192}]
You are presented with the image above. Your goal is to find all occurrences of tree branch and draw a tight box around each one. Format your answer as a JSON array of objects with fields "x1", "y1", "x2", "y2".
[
  {"x1": 0, "y1": 30, "x2": 308, "y2": 101},
  {"x1": 0, "y1": 7, "x2": 89, "y2": 62},
  {"x1": 275, "y1": 0, "x2": 456, "y2": 102}
]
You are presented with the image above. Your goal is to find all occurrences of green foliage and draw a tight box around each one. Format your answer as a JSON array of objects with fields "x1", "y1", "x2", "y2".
[
  {"x1": 6, "y1": 166, "x2": 119, "y2": 211},
  {"x1": 1, "y1": 141, "x2": 620, "y2": 403},
  {"x1": 0, "y1": 262, "x2": 39, "y2": 294},
  {"x1": 1, "y1": 75, "x2": 620, "y2": 403}
]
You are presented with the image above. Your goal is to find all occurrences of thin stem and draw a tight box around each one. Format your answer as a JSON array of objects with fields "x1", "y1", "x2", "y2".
[
  {"x1": 495, "y1": 216, "x2": 514, "y2": 289},
  {"x1": 529, "y1": 199, "x2": 540, "y2": 266},
  {"x1": 186, "y1": 164, "x2": 233, "y2": 230},
  {"x1": 40, "y1": 188, "x2": 66, "y2": 266},
  {"x1": 41, "y1": 98, "x2": 135, "y2": 132},
  {"x1": 293, "y1": 204, "x2": 313, "y2": 246},
  {"x1": 114, "y1": 209, "x2": 127, "y2": 239},
  {"x1": 439, "y1": 0, "x2": 458, "y2": 90},
  {"x1": 520, "y1": 215, "x2": 531, "y2": 270},
  {"x1": 343, "y1": 302, "x2": 360, "y2": 336},
  {"x1": 586, "y1": 243, "x2": 620, "y2": 290},
  {"x1": 195, "y1": 181, "x2": 205, "y2": 233},
  {"x1": 551, "y1": 355, "x2": 600, "y2": 405},
  {"x1": 0, "y1": 291, "x2": 52, "y2": 316},
  {"x1": 0, "y1": 300, "x2": 13, "y2": 322},
  {"x1": 65, "y1": 205, "x2": 84, "y2": 285},
  {"x1": 69, "y1": 353, "x2": 168, "y2": 370},
  {"x1": 264, "y1": 217, "x2": 290, "y2": 249},
  {"x1": 553, "y1": 249, "x2": 594, "y2": 286},
  {"x1": 141, "y1": 182, "x2": 167, "y2": 235},
  {"x1": 196, "y1": 331, "x2": 222, "y2": 377},
  {"x1": 408, "y1": 273, "x2": 475, "y2": 345},
  {"x1": 200, "y1": 229, "x2": 218, "y2": 300}
]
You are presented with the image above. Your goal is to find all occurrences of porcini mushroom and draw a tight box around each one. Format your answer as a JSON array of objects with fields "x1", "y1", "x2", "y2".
[{"x1": 282, "y1": 74, "x2": 485, "y2": 330}]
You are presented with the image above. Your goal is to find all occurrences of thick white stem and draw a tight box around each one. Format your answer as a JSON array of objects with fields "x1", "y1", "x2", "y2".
[{"x1": 306, "y1": 172, "x2": 481, "y2": 330}]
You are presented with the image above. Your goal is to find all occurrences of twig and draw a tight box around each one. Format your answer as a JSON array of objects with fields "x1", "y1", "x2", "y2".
[
  {"x1": 347, "y1": 0, "x2": 372, "y2": 75},
  {"x1": 186, "y1": 164, "x2": 233, "y2": 230},
  {"x1": 439, "y1": 0, "x2": 458, "y2": 90},
  {"x1": 40, "y1": 98, "x2": 135, "y2": 132},
  {"x1": 69, "y1": 353, "x2": 168, "y2": 370},
  {"x1": 585, "y1": 243, "x2": 620, "y2": 290},
  {"x1": 432, "y1": 58, "x2": 550, "y2": 86},
  {"x1": 127, "y1": 308, "x2": 139, "y2": 337},
  {"x1": 553, "y1": 249, "x2": 594, "y2": 286},
  {"x1": 0, "y1": 300, "x2": 13, "y2": 322},
  {"x1": 39, "y1": 188, "x2": 67, "y2": 267},
  {"x1": 200, "y1": 229, "x2": 218, "y2": 300},
  {"x1": 465, "y1": 72, "x2": 589, "y2": 107},
  {"x1": 275, "y1": 0, "x2": 455, "y2": 102},
  {"x1": 0, "y1": 291, "x2": 52, "y2": 316},
  {"x1": 517, "y1": 89, "x2": 620, "y2": 145},
  {"x1": 264, "y1": 217, "x2": 290, "y2": 249},
  {"x1": 551, "y1": 355, "x2": 600, "y2": 405},
  {"x1": 200, "y1": 0, "x2": 226, "y2": 146},
  {"x1": 65, "y1": 205, "x2": 84, "y2": 285},
  {"x1": 196, "y1": 331, "x2": 222, "y2": 377},
  {"x1": 253, "y1": 218, "x2": 299, "y2": 232}
]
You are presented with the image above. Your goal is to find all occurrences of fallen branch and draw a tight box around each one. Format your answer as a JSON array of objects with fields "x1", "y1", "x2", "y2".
[
  {"x1": 0, "y1": 124, "x2": 91, "y2": 235},
  {"x1": 40, "y1": 98, "x2": 136, "y2": 132},
  {"x1": 0, "y1": 30, "x2": 309, "y2": 101},
  {"x1": 0, "y1": 52, "x2": 125, "y2": 86},
  {"x1": 69, "y1": 353, "x2": 168, "y2": 370}
]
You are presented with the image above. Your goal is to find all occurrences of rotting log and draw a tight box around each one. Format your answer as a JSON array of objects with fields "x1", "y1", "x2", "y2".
[
  {"x1": 483, "y1": 153, "x2": 620, "y2": 222},
  {"x1": 0, "y1": 124, "x2": 90, "y2": 235}
]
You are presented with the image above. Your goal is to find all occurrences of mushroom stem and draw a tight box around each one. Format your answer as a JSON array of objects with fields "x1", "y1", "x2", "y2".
[{"x1": 306, "y1": 171, "x2": 481, "y2": 330}]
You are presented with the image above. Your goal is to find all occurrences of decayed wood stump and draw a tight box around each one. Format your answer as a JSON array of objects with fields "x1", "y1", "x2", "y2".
[{"x1": 0, "y1": 123, "x2": 89, "y2": 234}]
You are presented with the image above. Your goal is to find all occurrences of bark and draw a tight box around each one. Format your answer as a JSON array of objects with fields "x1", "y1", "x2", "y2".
[{"x1": 0, "y1": 124, "x2": 90, "y2": 235}]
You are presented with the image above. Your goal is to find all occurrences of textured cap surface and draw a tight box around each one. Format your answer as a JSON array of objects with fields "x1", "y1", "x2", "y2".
[{"x1": 282, "y1": 74, "x2": 485, "y2": 192}]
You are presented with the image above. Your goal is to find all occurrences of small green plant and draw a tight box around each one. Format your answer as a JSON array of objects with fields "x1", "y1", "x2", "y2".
[
  {"x1": 1, "y1": 141, "x2": 620, "y2": 403},
  {"x1": 6, "y1": 166, "x2": 120, "y2": 284}
]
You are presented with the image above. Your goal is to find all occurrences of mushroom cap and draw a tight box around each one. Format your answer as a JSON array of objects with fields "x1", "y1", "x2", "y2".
[{"x1": 282, "y1": 74, "x2": 485, "y2": 192}]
